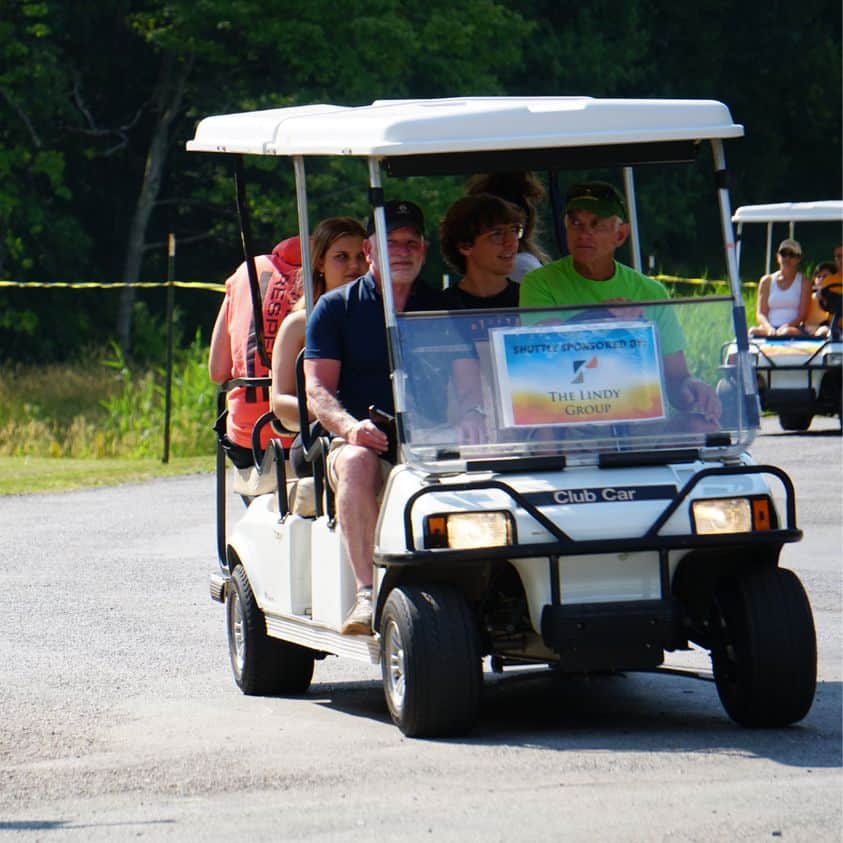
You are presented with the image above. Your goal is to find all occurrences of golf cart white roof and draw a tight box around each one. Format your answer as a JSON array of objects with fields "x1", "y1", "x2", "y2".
[
  {"x1": 732, "y1": 201, "x2": 843, "y2": 225},
  {"x1": 186, "y1": 96, "x2": 743, "y2": 157}
]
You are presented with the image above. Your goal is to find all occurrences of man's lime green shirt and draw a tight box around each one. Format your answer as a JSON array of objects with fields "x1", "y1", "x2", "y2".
[{"x1": 519, "y1": 257, "x2": 685, "y2": 355}]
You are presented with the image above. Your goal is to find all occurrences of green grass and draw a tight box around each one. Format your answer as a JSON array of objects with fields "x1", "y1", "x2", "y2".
[{"x1": 0, "y1": 455, "x2": 214, "y2": 495}]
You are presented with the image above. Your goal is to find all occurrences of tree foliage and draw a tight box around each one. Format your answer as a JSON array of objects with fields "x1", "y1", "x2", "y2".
[{"x1": 0, "y1": 0, "x2": 839, "y2": 361}]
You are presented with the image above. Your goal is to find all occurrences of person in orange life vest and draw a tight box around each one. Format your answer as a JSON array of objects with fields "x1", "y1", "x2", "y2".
[{"x1": 209, "y1": 237, "x2": 302, "y2": 468}]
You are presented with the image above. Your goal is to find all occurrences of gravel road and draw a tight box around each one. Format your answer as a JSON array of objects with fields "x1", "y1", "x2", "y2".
[{"x1": 1, "y1": 416, "x2": 840, "y2": 841}]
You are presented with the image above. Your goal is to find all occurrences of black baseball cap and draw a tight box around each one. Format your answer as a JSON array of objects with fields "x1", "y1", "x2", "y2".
[{"x1": 366, "y1": 200, "x2": 425, "y2": 236}]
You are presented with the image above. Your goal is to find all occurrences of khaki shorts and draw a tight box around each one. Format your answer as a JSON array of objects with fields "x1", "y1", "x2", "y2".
[{"x1": 325, "y1": 438, "x2": 392, "y2": 496}]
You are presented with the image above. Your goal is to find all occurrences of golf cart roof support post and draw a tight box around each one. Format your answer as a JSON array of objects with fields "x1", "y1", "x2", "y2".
[
  {"x1": 367, "y1": 156, "x2": 408, "y2": 429},
  {"x1": 765, "y1": 222, "x2": 773, "y2": 275},
  {"x1": 293, "y1": 156, "x2": 315, "y2": 315},
  {"x1": 622, "y1": 167, "x2": 643, "y2": 272},
  {"x1": 367, "y1": 158, "x2": 396, "y2": 326},
  {"x1": 711, "y1": 140, "x2": 750, "y2": 350},
  {"x1": 548, "y1": 169, "x2": 566, "y2": 255},
  {"x1": 234, "y1": 155, "x2": 271, "y2": 370},
  {"x1": 735, "y1": 221, "x2": 744, "y2": 273}
]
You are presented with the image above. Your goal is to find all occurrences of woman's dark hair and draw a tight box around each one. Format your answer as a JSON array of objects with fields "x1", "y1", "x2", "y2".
[
  {"x1": 439, "y1": 194, "x2": 525, "y2": 274},
  {"x1": 465, "y1": 171, "x2": 549, "y2": 263}
]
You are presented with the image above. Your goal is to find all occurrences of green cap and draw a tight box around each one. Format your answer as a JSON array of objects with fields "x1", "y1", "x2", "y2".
[{"x1": 565, "y1": 181, "x2": 627, "y2": 222}]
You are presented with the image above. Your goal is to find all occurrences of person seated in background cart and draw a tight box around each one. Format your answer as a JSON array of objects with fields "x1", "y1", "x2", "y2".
[
  {"x1": 209, "y1": 237, "x2": 302, "y2": 468},
  {"x1": 748, "y1": 238, "x2": 810, "y2": 338},
  {"x1": 803, "y1": 261, "x2": 840, "y2": 336},
  {"x1": 304, "y1": 201, "x2": 485, "y2": 635},
  {"x1": 270, "y1": 217, "x2": 367, "y2": 476},
  {"x1": 520, "y1": 181, "x2": 720, "y2": 425}
]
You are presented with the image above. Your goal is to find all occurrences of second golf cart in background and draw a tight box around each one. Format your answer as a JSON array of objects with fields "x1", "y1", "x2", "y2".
[{"x1": 726, "y1": 200, "x2": 842, "y2": 432}]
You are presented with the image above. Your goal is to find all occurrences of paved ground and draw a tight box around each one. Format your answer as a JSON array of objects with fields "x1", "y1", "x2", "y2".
[{"x1": 1, "y1": 416, "x2": 840, "y2": 841}]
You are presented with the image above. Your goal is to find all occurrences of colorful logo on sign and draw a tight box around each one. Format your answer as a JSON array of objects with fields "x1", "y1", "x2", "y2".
[{"x1": 571, "y1": 356, "x2": 598, "y2": 384}]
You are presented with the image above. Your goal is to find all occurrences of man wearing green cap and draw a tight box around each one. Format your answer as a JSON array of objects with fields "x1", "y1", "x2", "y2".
[{"x1": 520, "y1": 181, "x2": 720, "y2": 422}]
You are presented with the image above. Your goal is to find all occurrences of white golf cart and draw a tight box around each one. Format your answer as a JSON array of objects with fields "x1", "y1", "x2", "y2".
[
  {"x1": 728, "y1": 201, "x2": 842, "y2": 432},
  {"x1": 189, "y1": 97, "x2": 816, "y2": 737}
]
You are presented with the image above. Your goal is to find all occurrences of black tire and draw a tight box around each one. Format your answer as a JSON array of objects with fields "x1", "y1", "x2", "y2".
[
  {"x1": 710, "y1": 567, "x2": 816, "y2": 727},
  {"x1": 779, "y1": 413, "x2": 812, "y2": 431},
  {"x1": 380, "y1": 585, "x2": 481, "y2": 738},
  {"x1": 226, "y1": 564, "x2": 314, "y2": 696}
]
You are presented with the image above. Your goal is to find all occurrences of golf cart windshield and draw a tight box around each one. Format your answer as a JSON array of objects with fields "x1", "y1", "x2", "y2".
[{"x1": 394, "y1": 295, "x2": 757, "y2": 471}]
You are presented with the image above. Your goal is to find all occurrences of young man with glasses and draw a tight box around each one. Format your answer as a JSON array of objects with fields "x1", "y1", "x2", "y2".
[
  {"x1": 439, "y1": 193, "x2": 526, "y2": 310},
  {"x1": 520, "y1": 181, "x2": 720, "y2": 424}
]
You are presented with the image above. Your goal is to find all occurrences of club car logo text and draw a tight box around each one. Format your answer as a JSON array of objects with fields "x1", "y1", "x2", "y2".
[
  {"x1": 555, "y1": 487, "x2": 639, "y2": 503},
  {"x1": 523, "y1": 485, "x2": 676, "y2": 507}
]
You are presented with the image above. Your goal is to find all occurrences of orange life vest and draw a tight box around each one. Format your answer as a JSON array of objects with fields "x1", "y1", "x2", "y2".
[{"x1": 224, "y1": 237, "x2": 302, "y2": 448}]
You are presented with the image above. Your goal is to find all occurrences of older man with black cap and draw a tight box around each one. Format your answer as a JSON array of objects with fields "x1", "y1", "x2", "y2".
[
  {"x1": 304, "y1": 200, "x2": 482, "y2": 634},
  {"x1": 520, "y1": 180, "x2": 720, "y2": 423}
]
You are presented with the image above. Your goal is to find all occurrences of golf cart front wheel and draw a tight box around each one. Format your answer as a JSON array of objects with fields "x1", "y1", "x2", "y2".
[
  {"x1": 380, "y1": 585, "x2": 481, "y2": 738},
  {"x1": 227, "y1": 564, "x2": 314, "y2": 696},
  {"x1": 710, "y1": 566, "x2": 816, "y2": 727}
]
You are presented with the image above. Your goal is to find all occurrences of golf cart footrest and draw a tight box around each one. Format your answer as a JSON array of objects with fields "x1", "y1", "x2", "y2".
[{"x1": 541, "y1": 599, "x2": 682, "y2": 671}]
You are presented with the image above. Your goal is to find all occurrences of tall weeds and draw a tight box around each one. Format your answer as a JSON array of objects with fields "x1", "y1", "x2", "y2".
[{"x1": 0, "y1": 333, "x2": 216, "y2": 458}]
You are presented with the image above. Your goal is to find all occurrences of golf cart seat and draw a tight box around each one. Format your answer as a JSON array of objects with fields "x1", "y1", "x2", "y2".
[{"x1": 229, "y1": 410, "x2": 318, "y2": 517}]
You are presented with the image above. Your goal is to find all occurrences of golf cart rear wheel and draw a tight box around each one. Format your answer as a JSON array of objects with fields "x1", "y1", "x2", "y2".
[
  {"x1": 227, "y1": 564, "x2": 314, "y2": 696},
  {"x1": 779, "y1": 413, "x2": 812, "y2": 431},
  {"x1": 710, "y1": 567, "x2": 816, "y2": 727},
  {"x1": 380, "y1": 585, "x2": 481, "y2": 738}
]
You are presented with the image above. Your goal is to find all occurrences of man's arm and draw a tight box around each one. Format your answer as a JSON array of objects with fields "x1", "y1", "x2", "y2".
[
  {"x1": 663, "y1": 351, "x2": 721, "y2": 423},
  {"x1": 304, "y1": 358, "x2": 388, "y2": 454}
]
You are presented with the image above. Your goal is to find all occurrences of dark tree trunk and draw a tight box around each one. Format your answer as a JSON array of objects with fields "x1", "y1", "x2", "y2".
[{"x1": 116, "y1": 51, "x2": 193, "y2": 354}]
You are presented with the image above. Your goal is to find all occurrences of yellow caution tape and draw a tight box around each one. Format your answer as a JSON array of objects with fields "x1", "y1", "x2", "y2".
[
  {"x1": 0, "y1": 280, "x2": 226, "y2": 292},
  {"x1": 1, "y1": 276, "x2": 755, "y2": 292},
  {"x1": 655, "y1": 274, "x2": 758, "y2": 288}
]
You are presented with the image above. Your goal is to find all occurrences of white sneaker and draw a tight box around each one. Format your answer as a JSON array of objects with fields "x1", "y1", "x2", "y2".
[{"x1": 341, "y1": 588, "x2": 373, "y2": 636}]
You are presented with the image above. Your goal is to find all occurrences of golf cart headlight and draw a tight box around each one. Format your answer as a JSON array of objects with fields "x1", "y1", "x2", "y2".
[
  {"x1": 692, "y1": 498, "x2": 752, "y2": 534},
  {"x1": 825, "y1": 352, "x2": 842, "y2": 367},
  {"x1": 423, "y1": 511, "x2": 514, "y2": 549}
]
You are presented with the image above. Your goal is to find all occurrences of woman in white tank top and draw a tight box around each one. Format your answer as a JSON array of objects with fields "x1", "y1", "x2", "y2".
[{"x1": 749, "y1": 238, "x2": 810, "y2": 337}]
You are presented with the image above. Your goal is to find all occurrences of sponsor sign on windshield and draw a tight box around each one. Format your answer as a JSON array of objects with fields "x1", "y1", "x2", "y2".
[{"x1": 490, "y1": 321, "x2": 666, "y2": 427}]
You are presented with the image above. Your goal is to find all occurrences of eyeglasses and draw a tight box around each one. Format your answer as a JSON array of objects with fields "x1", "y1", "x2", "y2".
[
  {"x1": 778, "y1": 249, "x2": 801, "y2": 259},
  {"x1": 482, "y1": 224, "x2": 524, "y2": 244}
]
